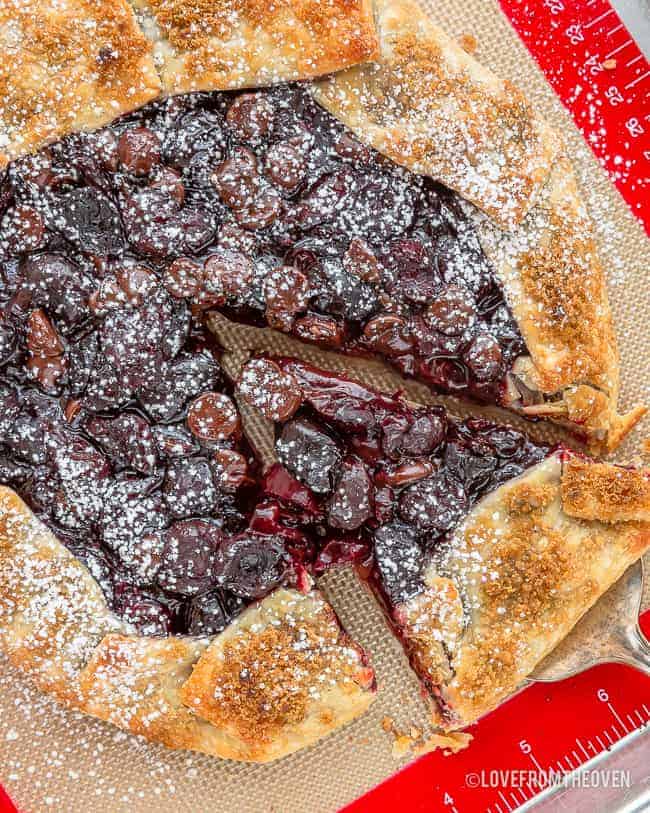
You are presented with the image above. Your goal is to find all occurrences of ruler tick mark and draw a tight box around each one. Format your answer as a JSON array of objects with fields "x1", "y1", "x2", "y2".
[
  {"x1": 498, "y1": 790, "x2": 512, "y2": 811},
  {"x1": 576, "y1": 739, "x2": 590, "y2": 760},
  {"x1": 604, "y1": 39, "x2": 632, "y2": 59},
  {"x1": 607, "y1": 701, "x2": 629, "y2": 732},
  {"x1": 634, "y1": 709, "x2": 645, "y2": 724},
  {"x1": 606, "y1": 24, "x2": 624, "y2": 37},
  {"x1": 585, "y1": 8, "x2": 615, "y2": 29},
  {"x1": 564, "y1": 755, "x2": 574, "y2": 771},
  {"x1": 626, "y1": 54, "x2": 643, "y2": 67},
  {"x1": 596, "y1": 734, "x2": 607, "y2": 750},
  {"x1": 529, "y1": 753, "x2": 544, "y2": 774},
  {"x1": 625, "y1": 70, "x2": 650, "y2": 90}
]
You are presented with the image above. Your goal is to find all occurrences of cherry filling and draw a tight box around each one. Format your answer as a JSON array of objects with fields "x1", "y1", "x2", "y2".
[
  {"x1": 0, "y1": 84, "x2": 529, "y2": 636},
  {"x1": 239, "y1": 358, "x2": 552, "y2": 608},
  {"x1": 0, "y1": 253, "x2": 310, "y2": 635}
]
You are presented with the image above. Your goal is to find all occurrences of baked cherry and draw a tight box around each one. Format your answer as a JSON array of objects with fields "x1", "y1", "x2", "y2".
[
  {"x1": 213, "y1": 534, "x2": 288, "y2": 599},
  {"x1": 276, "y1": 418, "x2": 342, "y2": 494},
  {"x1": 373, "y1": 522, "x2": 424, "y2": 605},
  {"x1": 424, "y1": 285, "x2": 477, "y2": 336},
  {"x1": 238, "y1": 358, "x2": 303, "y2": 421},
  {"x1": 203, "y1": 249, "x2": 253, "y2": 301},
  {"x1": 187, "y1": 392, "x2": 240, "y2": 441},
  {"x1": 163, "y1": 457, "x2": 218, "y2": 518},
  {"x1": 212, "y1": 449, "x2": 249, "y2": 492},
  {"x1": 226, "y1": 94, "x2": 274, "y2": 143},
  {"x1": 464, "y1": 333, "x2": 503, "y2": 382},
  {"x1": 211, "y1": 148, "x2": 259, "y2": 209},
  {"x1": 118, "y1": 127, "x2": 161, "y2": 176},
  {"x1": 113, "y1": 583, "x2": 172, "y2": 636},
  {"x1": 85, "y1": 413, "x2": 156, "y2": 474},
  {"x1": 1, "y1": 205, "x2": 45, "y2": 254},
  {"x1": 234, "y1": 189, "x2": 281, "y2": 230},
  {"x1": 185, "y1": 590, "x2": 228, "y2": 635},
  {"x1": 265, "y1": 141, "x2": 306, "y2": 191},
  {"x1": 157, "y1": 519, "x2": 223, "y2": 596},
  {"x1": 398, "y1": 470, "x2": 468, "y2": 532},
  {"x1": 326, "y1": 457, "x2": 374, "y2": 530}
]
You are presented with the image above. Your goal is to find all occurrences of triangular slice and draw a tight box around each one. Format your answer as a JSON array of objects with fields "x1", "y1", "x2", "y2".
[{"x1": 237, "y1": 357, "x2": 650, "y2": 727}]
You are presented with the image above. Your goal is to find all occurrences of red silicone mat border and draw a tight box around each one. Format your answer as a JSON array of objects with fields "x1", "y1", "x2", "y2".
[
  {"x1": 499, "y1": 0, "x2": 650, "y2": 235},
  {"x1": 343, "y1": 612, "x2": 650, "y2": 812}
]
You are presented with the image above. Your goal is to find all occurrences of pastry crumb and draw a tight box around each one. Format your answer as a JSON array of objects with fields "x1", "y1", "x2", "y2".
[
  {"x1": 381, "y1": 716, "x2": 394, "y2": 732},
  {"x1": 413, "y1": 731, "x2": 473, "y2": 757},
  {"x1": 459, "y1": 33, "x2": 478, "y2": 54},
  {"x1": 381, "y1": 716, "x2": 472, "y2": 758},
  {"x1": 602, "y1": 59, "x2": 617, "y2": 70},
  {"x1": 642, "y1": 438, "x2": 650, "y2": 457}
]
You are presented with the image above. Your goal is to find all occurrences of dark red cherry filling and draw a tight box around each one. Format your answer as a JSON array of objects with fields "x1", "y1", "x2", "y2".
[
  {"x1": 0, "y1": 84, "x2": 531, "y2": 636},
  {"x1": 0, "y1": 260, "x2": 307, "y2": 635},
  {"x1": 238, "y1": 358, "x2": 551, "y2": 608}
]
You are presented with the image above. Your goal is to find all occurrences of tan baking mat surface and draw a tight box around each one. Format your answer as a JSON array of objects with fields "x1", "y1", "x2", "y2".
[{"x1": 1, "y1": 1, "x2": 649, "y2": 810}]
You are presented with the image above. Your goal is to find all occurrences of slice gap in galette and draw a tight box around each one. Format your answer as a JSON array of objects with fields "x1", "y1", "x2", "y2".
[{"x1": 237, "y1": 357, "x2": 650, "y2": 729}]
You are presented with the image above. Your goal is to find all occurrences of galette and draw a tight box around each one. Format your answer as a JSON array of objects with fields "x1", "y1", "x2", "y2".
[{"x1": 0, "y1": 0, "x2": 648, "y2": 762}]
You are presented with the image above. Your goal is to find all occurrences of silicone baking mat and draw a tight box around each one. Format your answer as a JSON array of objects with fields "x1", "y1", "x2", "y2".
[{"x1": 0, "y1": 1, "x2": 648, "y2": 812}]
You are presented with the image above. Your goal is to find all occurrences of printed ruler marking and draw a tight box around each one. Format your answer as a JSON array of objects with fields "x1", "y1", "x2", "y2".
[{"x1": 499, "y1": 0, "x2": 650, "y2": 234}]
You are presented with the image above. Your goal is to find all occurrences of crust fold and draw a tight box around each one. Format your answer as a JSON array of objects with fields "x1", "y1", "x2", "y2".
[
  {"x1": 477, "y1": 158, "x2": 646, "y2": 452},
  {"x1": 0, "y1": 0, "x2": 161, "y2": 168},
  {"x1": 180, "y1": 588, "x2": 376, "y2": 761},
  {"x1": 131, "y1": 0, "x2": 379, "y2": 94},
  {"x1": 79, "y1": 589, "x2": 375, "y2": 762},
  {"x1": 0, "y1": 487, "x2": 126, "y2": 705},
  {"x1": 312, "y1": 0, "x2": 562, "y2": 228},
  {"x1": 393, "y1": 453, "x2": 650, "y2": 729}
]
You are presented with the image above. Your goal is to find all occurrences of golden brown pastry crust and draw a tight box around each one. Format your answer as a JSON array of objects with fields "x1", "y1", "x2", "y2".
[
  {"x1": 477, "y1": 158, "x2": 646, "y2": 452},
  {"x1": 0, "y1": 489, "x2": 375, "y2": 761},
  {"x1": 131, "y1": 0, "x2": 379, "y2": 94},
  {"x1": 312, "y1": 0, "x2": 562, "y2": 229},
  {"x1": 562, "y1": 458, "x2": 650, "y2": 523},
  {"x1": 0, "y1": 488, "x2": 127, "y2": 705},
  {"x1": 180, "y1": 588, "x2": 376, "y2": 761},
  {"x1": 0, "y1": 0, "x2": 161, "y2": 168},
  {"x1": 393, "y1": 453, "x2": 650, "y2": 730}
]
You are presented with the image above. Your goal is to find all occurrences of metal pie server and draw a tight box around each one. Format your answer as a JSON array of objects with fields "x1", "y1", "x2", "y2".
[{"x1": 532, "y1": 559, "x2": 650, "y2": 681}]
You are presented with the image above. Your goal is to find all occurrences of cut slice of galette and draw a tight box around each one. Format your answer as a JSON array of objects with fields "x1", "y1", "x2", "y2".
[{"x1": 237, "y1": 358, "x2": 650, "y2": 728}]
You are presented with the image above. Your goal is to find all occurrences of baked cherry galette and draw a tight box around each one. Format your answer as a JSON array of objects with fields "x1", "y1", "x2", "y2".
[{"x1": 0, "y1": 0, "x2": 648, "y2": 763}]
